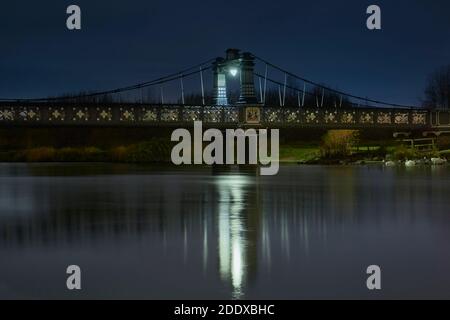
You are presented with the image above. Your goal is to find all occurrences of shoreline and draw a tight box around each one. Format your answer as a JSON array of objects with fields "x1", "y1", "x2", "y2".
[
  {"x1": 1, "y1": 136, "x2": 449, "y2": 166},
  {"x1": 0, "y1": 159, "x2": 447, "y2": 167}
]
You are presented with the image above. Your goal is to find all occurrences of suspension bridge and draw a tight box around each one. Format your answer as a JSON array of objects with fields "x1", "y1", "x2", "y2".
[{"x1": 0, "y1": 49, "x2": 449, "y2": 135}]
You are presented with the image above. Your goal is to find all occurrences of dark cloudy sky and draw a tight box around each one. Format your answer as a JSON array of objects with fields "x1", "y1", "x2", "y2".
[{"x1": 0, "y1": 0, "x2": 449, "y2": 105}]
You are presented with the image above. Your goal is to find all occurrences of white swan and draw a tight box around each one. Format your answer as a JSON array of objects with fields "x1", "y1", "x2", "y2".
[
  {"x1": 431, "y1": 158, "x2": 447, "y2": 165},
  {"x1": 384, "y1": 160, "x2": 396, "y2": 167},
  {"x1": 405, "y1": 160, "x2": 416, "y2": 167}
]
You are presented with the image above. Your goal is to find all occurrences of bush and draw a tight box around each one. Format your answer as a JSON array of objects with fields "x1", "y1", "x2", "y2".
[
  {"x1": 3, "y1": 140, "x2": 173, "y2": 163},
  {"x1": 25, "y1": 147, "x2": 56, "y2": 162},
  {"x1": 440, "y1": 150, "x2": 450, "y2": 158},
  {"x1": 111, "y1": 146, "x2": 128, "y2": 162},
  {"x1": 111, "y1": 140, "x2": 173, "y2": 163},
  {"x1": 437, "y1": 136, "x2": 450, "y2": 150},
  {"x1": 392, "y1": 145, "x2": 419, "y2": 161},
  {"x1": 125, "y1": 140, "x2": 172, "y2": 163},
  {"x1": 55, "y1": 147, "x2": 105, "y2": 162},
  {"x1": 320, "y1": 130, "x2": 359, "y2": 159}
]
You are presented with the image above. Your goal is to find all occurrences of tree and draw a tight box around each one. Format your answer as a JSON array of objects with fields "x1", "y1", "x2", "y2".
[
  {"x1": 424, "y1": 65, "x2": 450, "y2": 110},
  {"x1": 320, "y1": 130, "x2": 359, "y2": 159}
]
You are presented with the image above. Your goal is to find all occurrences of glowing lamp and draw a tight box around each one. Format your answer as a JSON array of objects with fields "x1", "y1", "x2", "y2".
[{"x1": 229, "y1": 68, "x2": 238, "y2": 77}]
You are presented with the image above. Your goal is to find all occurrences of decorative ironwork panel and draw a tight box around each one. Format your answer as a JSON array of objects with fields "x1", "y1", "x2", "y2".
[
  {"x1": 412, "y1": 112, "x2": 427, "y2": 125},
  {"x1": 48, "y1": 107, "x2": 65, "y2": 122},
  {"x1": 263, "y1": 108, "x2": 283, "y2": 123},
  {"x1": 141, "y1": 107, "x2": 159, "y2": 122},
  {"x1": 324, "y1": 111, "x2": 338, "y2": 124},
  {"x1": 203, "y1": 107, "x2": 222, "y2": 123},
  {"x1": 285, "y1": 109, "x2": 301, "y2": 124},
  {"x1": 96, "y1": 107, "x2": 113, "y2": 122},
  {"x1": 72, "y1": 107, "x2": 90, "y2": 121},
  {"x1": 18, "y1": 107, "x2": 41, "y2": 122},
  {"x1": 119, "y1": 107, "x2": 136, "y2": 122},
  {"x1": 161, "y1": 106, "x2": 179, "y2": 122},
  {"x1": 0, "y1": 107, "x2": 15, "y2": 121},
  {"x1": 183, "y1": 106, "x2": 202, "y2": 122},
  {"x1": 360, "y1": 111, "x2": 374, "y2": 124},
  {"x1": 303, "y1": 110, "x2": 320, "y2": 124},
  {"x1": 394, "y1": 112, "x2": 409, "y2": 125},
  {"x1": 340, "y1": 111, "x2": 356, "y2": 124},
  {"x1": 224, "y1": 107, "x2": 239, "y2": 123},
  {"x1": 377, "y1": 111, "x2": 392, "y2": 124}
]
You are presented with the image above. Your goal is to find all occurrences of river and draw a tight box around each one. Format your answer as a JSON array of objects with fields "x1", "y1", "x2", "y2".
[{"x1": 0, "y1": 163, "x2": 450, "y2": 299}]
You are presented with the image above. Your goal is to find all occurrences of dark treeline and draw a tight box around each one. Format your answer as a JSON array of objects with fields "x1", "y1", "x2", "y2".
[
  {"x1": 50, "y1": 88, "x2": 156, "y2": 104},
  {"x1": 424, "y1": 64, "x2": 450, "y2": 110}
]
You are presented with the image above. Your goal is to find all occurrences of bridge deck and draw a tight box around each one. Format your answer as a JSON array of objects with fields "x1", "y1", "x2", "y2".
[{"x1": 0, "y1": 103, "x2": 444, "y2": 130}]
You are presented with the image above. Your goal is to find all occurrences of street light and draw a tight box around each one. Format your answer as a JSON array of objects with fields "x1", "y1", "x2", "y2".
[{"x1": 229, "y1": 68, "x2": 238, "y2": 77}]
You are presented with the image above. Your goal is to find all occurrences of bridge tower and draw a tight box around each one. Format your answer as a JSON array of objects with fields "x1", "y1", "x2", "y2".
[
  {"x1": 213, "y1": 49, "x2": 258, "y2": 106},
  {"x1": 212, "y1": 57, "x2": 228, "y2": 106},
  {"x1": 237, "y1": 52, "x2": 258, "y2": 105}
]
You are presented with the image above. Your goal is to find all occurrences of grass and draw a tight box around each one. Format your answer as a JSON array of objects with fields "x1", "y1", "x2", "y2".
[{"x1": 279, "y1": 145, "x2": 320, "y2": 162}]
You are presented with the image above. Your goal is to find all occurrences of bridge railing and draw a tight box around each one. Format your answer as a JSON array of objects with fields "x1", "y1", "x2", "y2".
[
  {"x1": 0, "y1": 103, "x2": 433, "y2": 129},
  {"x1": 431, "y1": 110, "x2": 450, "y2": 128}
]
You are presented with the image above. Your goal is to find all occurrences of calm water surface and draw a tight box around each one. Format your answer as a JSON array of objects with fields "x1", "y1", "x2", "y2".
[{"x1": 0, "y1": 163, "x2": 450, "y2": 299}]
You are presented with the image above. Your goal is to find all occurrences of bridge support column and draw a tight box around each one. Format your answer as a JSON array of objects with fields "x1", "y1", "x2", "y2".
[
  {"x1": 213, "y1": 58, "x2": 228, "y2": 106},
  {"x1": 238, "y1": 52, "x2": 258, "y2": 105}
]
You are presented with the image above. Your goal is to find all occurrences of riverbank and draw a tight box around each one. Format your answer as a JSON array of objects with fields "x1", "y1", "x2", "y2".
[
  {"x1": 0, "y1": 139, "x2": 172, "y2": 163},
  {"x1": 1, "y1": 141, "x2": 448, "y2": 165},
  {"x1": 2, "y1": 128, "x2": 449, "y2": 164}
]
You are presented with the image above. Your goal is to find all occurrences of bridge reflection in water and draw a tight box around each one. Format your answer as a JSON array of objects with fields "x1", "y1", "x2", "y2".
[{"x1": 1, "y1": 164, "x2": 450, "y2": 299}]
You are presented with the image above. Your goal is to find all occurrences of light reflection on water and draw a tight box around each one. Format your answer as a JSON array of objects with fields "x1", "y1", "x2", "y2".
[
  {"x1": 216, "y1": 175, "x2": 252, "y2": 299},
  {"x1": 0, "y1": 163, "x2": 450, "y2": 299}
]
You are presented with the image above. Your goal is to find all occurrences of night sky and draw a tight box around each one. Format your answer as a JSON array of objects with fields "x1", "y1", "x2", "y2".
[{"x1": 0, "y1": 0, "x2": 449, "y2": 105}]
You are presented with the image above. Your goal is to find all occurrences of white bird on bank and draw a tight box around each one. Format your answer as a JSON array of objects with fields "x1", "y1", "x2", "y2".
[
  {"x1": 405, "y1": 160, "x2": 416, "y2": 167},
  {"x1": 383, "y1": 160, "x2": 396, "y2": 167},
  {"x1": 431, "y1": 158, "x2": 447, "y2": 165}
]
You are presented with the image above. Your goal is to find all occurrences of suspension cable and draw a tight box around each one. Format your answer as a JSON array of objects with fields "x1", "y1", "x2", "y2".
[
  {"x1": 200, "y1": 66, "x2": 205, "y2": 105},
  {"x1": 180, "y1": 75, "x2": 185, "y2": 105},
  {"x1": 254, "y1": 72, "x2": 415, "y2": 109},
  {"x1": 0, "y1": 58, "x2": 215, "y2": 102},
  {"x1": 253, "y1": 54, "x2": 418, "y2": 109}
]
